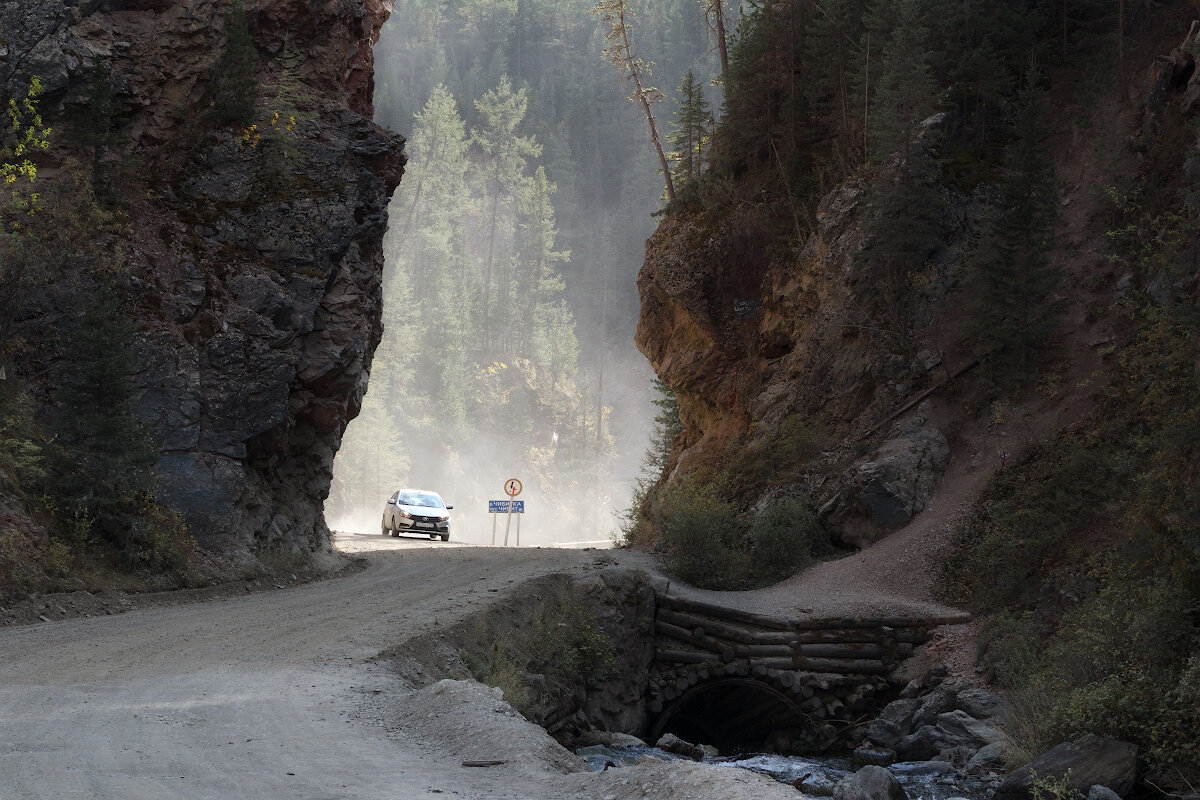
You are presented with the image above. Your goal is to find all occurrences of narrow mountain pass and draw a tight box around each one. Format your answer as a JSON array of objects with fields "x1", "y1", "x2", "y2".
[{"x1": 0, "y1": 538, "x2": 799, "y2": 800}]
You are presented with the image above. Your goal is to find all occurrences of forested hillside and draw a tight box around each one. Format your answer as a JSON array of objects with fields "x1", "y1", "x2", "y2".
[
  {"x1": 329, "y1": 0, "x2": 726, "y2": 540},
  {"x1": 628, "y1": 0, "x2": 1200, "y2": 780}
]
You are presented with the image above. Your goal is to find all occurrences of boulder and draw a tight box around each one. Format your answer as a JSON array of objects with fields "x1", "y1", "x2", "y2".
[
  {"x1": 829, "y1": 422, "x2": 950, "y2": 546},
  {"x1": 995, "y1": 737, "x2": 1138, "y2": 800},
  {"x1": 867, "y1": 698, "x2": 919, "y2": 748},
  {"x1": 895, "y1": 711, "x2": 1005, "y2": 761},
  {"x1": 934, "y1": 710, "x2": 1007, "y2": 747},
  {"x1": 966, "y1": 741, "x2": 1009, "y2": 774},
  {"x1": 911, "y1": 685, "x2": 959, "y2": 730},
  {"x1": 853, "y1": 746, "x2": 898, "y2": 768},
  {"x1": 956, "y1": 688, "x2": 1008, "y2": 721},
  {"x1": 655, "y1": 732, "x2": 708, "y2": 761},
  {"x1": 1088, "y1": 786, "x2": 1124, "y2": 800},
  {"x1": 834, "y1": 765, "x2": 908, "y2": 800}
]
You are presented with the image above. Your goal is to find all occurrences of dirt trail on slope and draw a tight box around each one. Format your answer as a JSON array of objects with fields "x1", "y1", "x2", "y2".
[{"x1": 0, "y1": 535, "x2": 802, "y2": 800}]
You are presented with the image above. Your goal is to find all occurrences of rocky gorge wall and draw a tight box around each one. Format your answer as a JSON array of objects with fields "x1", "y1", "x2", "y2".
[
  {"x1": 636, "y1": 161, "x2": 975, "y2": 547},
  {"x1": 1, "y1": 0, "x2": 404, "y2": 565}
]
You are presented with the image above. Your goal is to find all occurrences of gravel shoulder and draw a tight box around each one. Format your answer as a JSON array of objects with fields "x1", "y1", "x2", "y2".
[{"x1": 0, "y1": 533, "x2": 802, "y2": 800}]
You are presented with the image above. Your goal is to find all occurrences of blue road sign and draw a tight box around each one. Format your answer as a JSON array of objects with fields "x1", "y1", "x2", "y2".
[{"x1": 488, "y1": 500, "x2": 525, "y2": 513}]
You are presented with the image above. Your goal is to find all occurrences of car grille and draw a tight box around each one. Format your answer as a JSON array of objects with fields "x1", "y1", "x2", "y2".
[{"x1": 414, "y1": 515, "x2": 443, "y2": 524}]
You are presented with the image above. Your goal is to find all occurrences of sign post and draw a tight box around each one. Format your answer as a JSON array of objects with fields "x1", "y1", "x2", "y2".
[{"x1": 502, "y1": 478, "x2": 522, "y2": 546}]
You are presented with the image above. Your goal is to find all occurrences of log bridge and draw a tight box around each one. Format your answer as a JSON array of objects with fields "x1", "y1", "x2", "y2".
[{"x1": 646, "y1": 593, "x2": 971, "y2": 750}]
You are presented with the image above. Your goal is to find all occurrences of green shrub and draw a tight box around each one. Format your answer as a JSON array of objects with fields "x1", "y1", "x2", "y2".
[
  {"x1": 661, "y1": 483, "x2": 749, "y2": 590},
  {"x1": 749, "y1": 496, "x2": 825, "y2": 585},
  {"x1": 460, "y1": 579, "x2": 617, "y2": 718},
  {"x1": 976, "y1": 610, "x2": 1041, "y2": 688}
]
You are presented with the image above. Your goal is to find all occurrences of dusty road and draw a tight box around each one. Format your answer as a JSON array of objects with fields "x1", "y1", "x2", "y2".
[{"x1": 0, "y1": 534, "x2": 801, "y2": 800}]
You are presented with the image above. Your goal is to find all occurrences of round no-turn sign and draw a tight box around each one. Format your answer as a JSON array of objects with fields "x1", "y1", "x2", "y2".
[{"x1": 505, "y1": 478, "x2": 523, "y2": 497}]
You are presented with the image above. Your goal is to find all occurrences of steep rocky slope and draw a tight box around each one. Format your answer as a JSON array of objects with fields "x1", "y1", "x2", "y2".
[
  {"x1": 1, "y1": 0, "x2": 404, "y2": 566},
  {"x1": 637, "y1": 161, "x2": 974, "y2": 547},
  {"x1": 634, "y1": 6, "x2": 1200, "y2": 551}
]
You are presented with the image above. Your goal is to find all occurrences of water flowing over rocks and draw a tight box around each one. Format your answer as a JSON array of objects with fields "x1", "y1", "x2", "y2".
[{"x1": 1, "y1": 0, "x2": 404, "y2": 565}]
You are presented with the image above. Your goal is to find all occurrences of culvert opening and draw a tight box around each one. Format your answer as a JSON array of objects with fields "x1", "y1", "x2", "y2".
[
  {"x1": 649, "y1": 679, "x2": 814, "y2": 754},
  {"x1": 382, "y1": 568, "x2": 963, "y2": 762}
]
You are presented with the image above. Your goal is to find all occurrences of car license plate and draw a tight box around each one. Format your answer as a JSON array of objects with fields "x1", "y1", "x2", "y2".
[{"x1": 416, "y1": 522, "x2": 433, "y2": 529}]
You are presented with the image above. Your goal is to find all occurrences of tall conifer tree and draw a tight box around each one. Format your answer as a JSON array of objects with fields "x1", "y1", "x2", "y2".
[
  {"x1": 668, "y1": 70, "x2": 711, "y2": 188},
  {"x1": 965, "y1": 65, "x2": 1062, "y2": 387}
]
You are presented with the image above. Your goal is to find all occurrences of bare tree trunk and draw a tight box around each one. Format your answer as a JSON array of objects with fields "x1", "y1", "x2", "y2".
[
  {"x1": 594, "y1": 0, "x2": 675, "y2": 200},
  {"x1": 1118, "y1": 0, "x2": 1129, "y2": 104},
  {"x1": 712, "y1": 0, "x2": 729, "y2": 79},
  {"x1": 627, "y1": 59, "x2": 676, "y2": 200}
]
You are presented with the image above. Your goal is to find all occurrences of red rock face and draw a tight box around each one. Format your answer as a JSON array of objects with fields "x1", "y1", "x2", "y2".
[
  {"x1": 1, "y1": 0, "x2": 405, "y2": 564},
  {"x1": 636, "y1": 173, "x2": 958, "y2": 545}
]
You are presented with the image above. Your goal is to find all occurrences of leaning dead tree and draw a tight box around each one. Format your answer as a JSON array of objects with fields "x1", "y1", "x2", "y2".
[
  {"x1": 700, "y1": 0, "x2": 729, "y2": 80},
  {"x1": 591, "y1": 0, "x2": 676, "y2": 201}
]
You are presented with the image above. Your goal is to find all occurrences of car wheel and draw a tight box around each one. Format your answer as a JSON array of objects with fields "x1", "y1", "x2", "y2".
[
  {"x1": 428, "y1": 533, "x2": 438, "y2": 540},
  {"x1": 440, "y1": 532, "x2": 450, "y2": 542},
  {"x1": 381, "y1": 521, "x2": 388, "y2": 535}
]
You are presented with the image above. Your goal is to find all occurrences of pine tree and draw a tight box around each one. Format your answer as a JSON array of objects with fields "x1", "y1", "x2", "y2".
[
  {"x1": 50, "y1": 283, "x2": 158, "y2": 552},
  {"x1": 668, "y1": 70, "x2": 711, "y2": 189},
  {"x1": 855, "y1": 0, "x2": 943, "y2": 335},
  {"x1": 513, "y1": 166, "x2": 569, "y2": 355},
  {"x1": 965, "y1": 65, "x2": 1063, "y2": 388},
  {"x1": 866, "y1": 0, "x2": 936, "y2": 167},
  {"x1": 471, "y1": 76, "x2": 542, "y2": 347},
  {"x1": 74, "y1": 61, "x2": 123, "y2": 194}
]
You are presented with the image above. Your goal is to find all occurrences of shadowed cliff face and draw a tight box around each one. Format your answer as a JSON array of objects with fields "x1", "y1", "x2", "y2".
[
  {"x1": 635, "y1": 171, "x2": 968, "y2": 547},
  {"x1": 2, "y1": 0, "x2": 404, "y2": 565}
]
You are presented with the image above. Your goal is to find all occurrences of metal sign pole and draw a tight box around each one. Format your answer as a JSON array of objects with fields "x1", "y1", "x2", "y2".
[
  {"x1": 515, "y1": 513, "x2": 520, "y2": 547},
  {"x1": 501, "y1": 478, "x2": 522, "y2": 547},
  {"x1": 491, "y1": 511, "x2": 497, "y2": 545}
]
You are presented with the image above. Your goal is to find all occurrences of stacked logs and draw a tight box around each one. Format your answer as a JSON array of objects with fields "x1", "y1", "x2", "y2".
[{"x1": 647, "y1": 593, "x2": 971, "y2": 716}]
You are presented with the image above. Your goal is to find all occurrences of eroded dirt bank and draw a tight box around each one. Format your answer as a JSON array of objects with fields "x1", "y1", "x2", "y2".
[{"x1": 0, "y1": 536, "x2": 807, "y2": 800}]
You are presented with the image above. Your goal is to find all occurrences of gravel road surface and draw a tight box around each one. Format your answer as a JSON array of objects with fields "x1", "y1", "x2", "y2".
[{"x1": 0, "y1": 534, "x2": 802, "y2": 800}]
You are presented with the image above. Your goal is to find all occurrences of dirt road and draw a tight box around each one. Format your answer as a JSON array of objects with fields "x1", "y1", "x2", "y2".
[{"x1": 0, "y1": 534, "x2": 800, "y2": 800}]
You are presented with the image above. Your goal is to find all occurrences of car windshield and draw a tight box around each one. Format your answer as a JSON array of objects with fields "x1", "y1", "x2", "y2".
[{"x1": 398, "y1": 492, "x2": 444, "y2": 508}]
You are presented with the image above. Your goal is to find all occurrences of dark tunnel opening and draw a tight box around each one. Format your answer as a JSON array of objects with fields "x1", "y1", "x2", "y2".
[{"x1": 649, "y1": 679, "x2": 814, "y2": 755}]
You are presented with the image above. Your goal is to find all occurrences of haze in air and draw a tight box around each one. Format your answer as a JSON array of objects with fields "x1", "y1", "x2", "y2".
[{"x1": 327, "y1": 0, "x2": 727, "y2": 544}]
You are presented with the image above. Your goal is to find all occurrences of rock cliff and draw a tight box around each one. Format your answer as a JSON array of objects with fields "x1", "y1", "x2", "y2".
[
  {"x1": 1, "y1": 0, "x2": 404, "y2": 565},
  {"x1": 636, "y1": 151, "x2": 979, "y2": 547}
]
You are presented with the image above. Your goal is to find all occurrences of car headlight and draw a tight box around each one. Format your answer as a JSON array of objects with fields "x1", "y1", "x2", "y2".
[
  {"x1": 438, "y1": 515, "x2": 448, "y2": 521},
  {"x1": 399, "y1": 510, "x2": 413, "y2": 519}
]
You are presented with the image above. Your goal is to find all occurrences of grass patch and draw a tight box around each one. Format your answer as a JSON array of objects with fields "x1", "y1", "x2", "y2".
[{"x1": 459, "y1": 576, "x2": 617, "y2": 721}]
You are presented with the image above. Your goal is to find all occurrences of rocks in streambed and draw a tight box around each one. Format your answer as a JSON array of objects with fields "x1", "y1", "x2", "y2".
[
  {"x1": 852, "y1": 745, "x2": 897, "y2": 768},
  {"x1": 865, "y1": 677, "x2": 1011, "y2": 769},
  {"x1": 833, "y1": 765, "x2": 908, "y2": 800},
  {"x1": 655, "y1": 732, "x2": 717, "y2": 760},
  {"x1": 994, "y1": 736, "x2": 1138, "y2": 800},
  {"x1": 895, "y1": 710, "x2": 1007, "y2": 761}
]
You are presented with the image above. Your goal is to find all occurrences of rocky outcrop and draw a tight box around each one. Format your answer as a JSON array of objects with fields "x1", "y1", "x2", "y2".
[
  {"x1": 823, "y1": 409, "x2": 949, "y2": 547},
  {"x1": 635, "y1": 139, "x2": 977, "y2": 544},
  {"x1": 1, "y1": 0, "x2": 404, "y2": 564}
]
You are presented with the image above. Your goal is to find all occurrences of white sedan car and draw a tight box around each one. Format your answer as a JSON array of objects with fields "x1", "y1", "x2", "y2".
[{"x1": 381, "y1": 489, "x2": 453, "y2": 541}]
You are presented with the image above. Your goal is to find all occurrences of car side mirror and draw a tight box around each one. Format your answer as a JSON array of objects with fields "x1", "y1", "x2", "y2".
[
  {"x1": 445, "y1": 505, "x2": 454, "y2": 510},
  {"x1": 387, "y1": 499, "x2": 396, "y2": 505}
]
